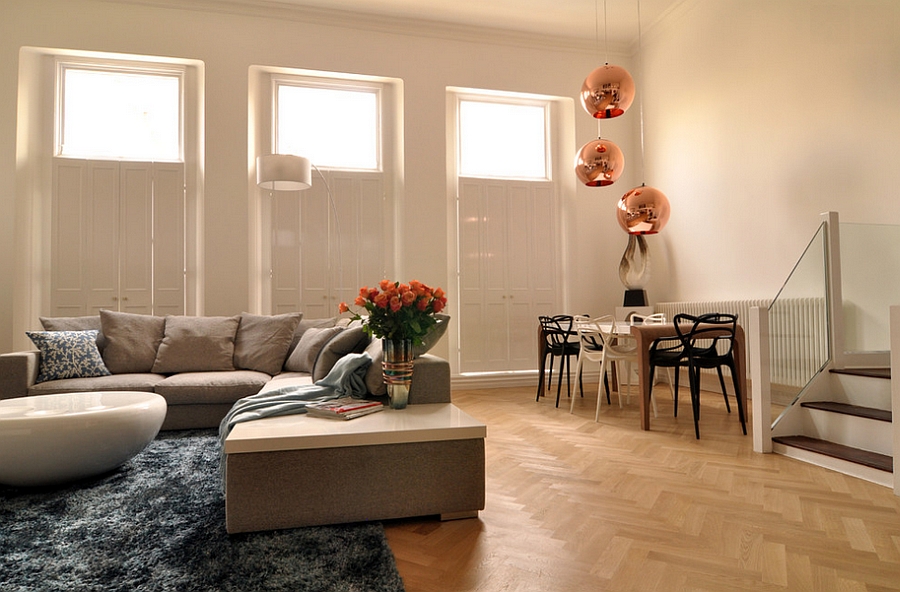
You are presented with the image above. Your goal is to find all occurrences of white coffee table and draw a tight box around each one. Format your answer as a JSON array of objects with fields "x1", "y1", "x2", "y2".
[
  {"x1": 224, "y1": 403, "x2": 487, "y2": 533},
  {"x1": 0, "y1": 391, "x2": 167, "y2": 487}
]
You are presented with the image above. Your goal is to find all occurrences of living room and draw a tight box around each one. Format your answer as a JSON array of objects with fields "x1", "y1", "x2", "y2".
[{"x1": 2, "y1": 0, "x2": 900, "y2": 590}]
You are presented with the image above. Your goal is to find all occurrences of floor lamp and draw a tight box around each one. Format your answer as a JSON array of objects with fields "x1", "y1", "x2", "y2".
[{"x1": 256, "y1": 154, "x2": 343, "y2": 305}]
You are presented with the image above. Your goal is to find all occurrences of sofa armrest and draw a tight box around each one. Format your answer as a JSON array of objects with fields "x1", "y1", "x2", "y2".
[
  {"x1": 0, "y1": 350, "x2": 40, "y2": 400},
  {"x1": 408, "y1": 354, "x2": 451, "y2": 405}
]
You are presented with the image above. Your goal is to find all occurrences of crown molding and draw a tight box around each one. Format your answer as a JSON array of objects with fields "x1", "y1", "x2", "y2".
[{"x1": 101, "y1": 0, "x2": 636, "y2": 55}]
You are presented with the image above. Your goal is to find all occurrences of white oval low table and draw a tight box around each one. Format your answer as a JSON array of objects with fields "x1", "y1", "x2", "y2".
[{"x1": 0, "y1": 391, "x2": 167, "y2": 487}]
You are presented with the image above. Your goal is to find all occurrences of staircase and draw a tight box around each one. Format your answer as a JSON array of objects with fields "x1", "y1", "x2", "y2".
[{"x1": 771, "y1": 368, "x2": 893, "y2": 487}]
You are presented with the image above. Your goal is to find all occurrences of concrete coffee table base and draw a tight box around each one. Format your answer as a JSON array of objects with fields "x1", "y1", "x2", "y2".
[
  {"x1": 224, "y1": 403, "x2": 486, "y2": 533},
  {"x1": 0, "y1": 391, "x2": 167, "y2": 488}
]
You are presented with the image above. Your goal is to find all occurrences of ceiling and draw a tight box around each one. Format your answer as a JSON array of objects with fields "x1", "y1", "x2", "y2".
[{"x1": 240, "y1": 0, "x2": 686, "y2": 47}]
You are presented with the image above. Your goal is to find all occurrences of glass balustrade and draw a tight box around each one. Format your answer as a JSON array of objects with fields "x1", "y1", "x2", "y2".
[{"x1": 768, "y1": 222, "x2": 830, "y2": 427}]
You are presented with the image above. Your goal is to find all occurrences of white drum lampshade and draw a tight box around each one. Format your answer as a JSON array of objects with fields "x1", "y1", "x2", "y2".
[{"x1": 256, "y1": 154, "x2": 312, "y2": 191}]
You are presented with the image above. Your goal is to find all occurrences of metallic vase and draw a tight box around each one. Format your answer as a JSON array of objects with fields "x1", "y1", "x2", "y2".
[{"x1": 382, "y1": 338, "x2": 413, "y2": 409}]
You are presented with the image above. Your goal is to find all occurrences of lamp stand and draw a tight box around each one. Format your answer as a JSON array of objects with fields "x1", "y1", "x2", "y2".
[{"x1": 311, "y1": 164, "x2": 343, "y2": 303}]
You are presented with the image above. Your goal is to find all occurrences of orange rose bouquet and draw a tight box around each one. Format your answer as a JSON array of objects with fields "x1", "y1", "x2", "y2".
[{"x1": 339, "y1": 279, "x2": 447, "y2": 345}]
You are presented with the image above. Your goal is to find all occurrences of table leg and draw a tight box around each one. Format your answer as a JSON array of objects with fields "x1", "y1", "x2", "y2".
[{"x1": 634, "y1": 329, "x2": 652, "y2": 430}]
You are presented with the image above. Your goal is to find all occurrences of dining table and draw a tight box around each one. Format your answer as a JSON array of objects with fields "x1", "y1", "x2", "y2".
[{"x1": 628, "y1": 321, "x2": 747, "y2": 431}]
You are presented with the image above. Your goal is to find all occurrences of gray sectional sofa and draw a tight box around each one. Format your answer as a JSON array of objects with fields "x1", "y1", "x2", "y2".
[{"x1": 0, "y1": 310, "x2": 452, "y2": 430}]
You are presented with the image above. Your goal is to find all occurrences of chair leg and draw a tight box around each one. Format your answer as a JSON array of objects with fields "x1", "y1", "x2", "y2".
[
  {"x1": 688, "y1": 364, "x2": 701, "y2": 439},
  {"x1": 673, "y1": 365, "x2": 681, "y2": 417},
  {"x1": 554, "y1": 355, "x2": 564, "y2": 407},
  {"x1": 596, "y1": 357, "x2": 610, "y2": 422},
  {"x1": 570, "y1": 354, "x2": 583, "y2": 414},
  {"x1": 594, "y1": 367, "x2": 606, "y2": 413},
  {"x1": 730, "y1": 361, "x2": 747, "y2": 435},
  {"x1": 716, "y1": 366, "x2": 731, "y2": 413},
  {"x1": 623, "y1": 361, "x2": 632, "y2": 406}
]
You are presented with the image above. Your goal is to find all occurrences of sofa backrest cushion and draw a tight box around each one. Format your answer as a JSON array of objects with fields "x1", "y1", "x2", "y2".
[
  {"x1": 412, "y1": 313, "x2": 451, "y2": 357},
  {"x1": 283, "y1": 326, "x2": 342, "y2": 373},
  {"x1": 152, "y1": 315, "x2": 241, "y2": 374},
  {"x1": 233, "y1": 312, "x2": 302, "y2": 375},
  {"x1": 39, "y1": 315, "x2": 106, "y2": 352},
  {"x1": 100, "y1": 310, "x2": 166, "y2": 374},
  {"x1": 362, "y1": 338, "x2": 387, "y2": 396},
  {"x1": 311, "y1": 325, "x2": 371, "y2": 382},
  {"x1": 26, "y1": 329, "x2": 111, "y2": 383},
  {"x1": 287, "y1": 317, "x2": 341, "y2": 356}
]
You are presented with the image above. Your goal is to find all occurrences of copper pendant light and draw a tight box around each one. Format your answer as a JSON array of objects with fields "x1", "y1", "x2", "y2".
[
  {"x1": 580, "y1": 0, "x2": 634, "y2": 119},
  {"x1": 617, "y1": 0, "x2": 670, "y2": 235},
  {"x1": 581, "y1": 64, "x2": 635, "y2": 119},
  {"x1": 616, "y1": 183, "x2": 670, "y2": 234},
  {"x1": 575, "y1": 137, "x2": 624, "y2": 186}
]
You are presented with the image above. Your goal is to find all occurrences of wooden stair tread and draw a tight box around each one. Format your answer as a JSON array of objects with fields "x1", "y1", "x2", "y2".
[
  {"x1": 829, "y1": 367, "x2": 891, "y2": 379},
  {"x1": 800, "y1": 401, "x2": 892, "y2": 422},
  {"x1": 773, "y1": 435, "x2": 893, "y2": 473}
]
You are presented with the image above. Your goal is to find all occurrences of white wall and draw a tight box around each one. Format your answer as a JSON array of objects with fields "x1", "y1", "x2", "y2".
[
  {"x1": 641, "y1": 0, "x2": 900, "y2": 302},
  {"x1": 0, "y1": 0, "x2": 639, "y2": 357},
  {"x1": 2, "y1": 0, "x2": 898, "y2": 367}
]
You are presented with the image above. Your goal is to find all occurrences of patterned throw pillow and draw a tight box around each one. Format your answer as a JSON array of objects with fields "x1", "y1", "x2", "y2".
[{"x1": 26, "y1": 330, "x2": 111, "y2": 383}]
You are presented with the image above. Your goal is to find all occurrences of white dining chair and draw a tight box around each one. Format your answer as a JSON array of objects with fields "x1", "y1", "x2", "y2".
[
  {"x1": 570, "y1": 317, "x2": 608, "y2": 414},
  {"x1": 596, "y1": 315, "x2": 643, "y2": 421}
]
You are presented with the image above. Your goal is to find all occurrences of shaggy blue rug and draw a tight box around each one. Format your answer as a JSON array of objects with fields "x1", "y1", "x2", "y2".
[{"x1": 0, "y1": 430, "x2": 405, "y2": 592}]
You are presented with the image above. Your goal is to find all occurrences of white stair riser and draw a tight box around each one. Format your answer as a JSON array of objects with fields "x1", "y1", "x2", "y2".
[
  {"x1": 830, "y1": 373, "x2": 892, "y2": 409},
  {"x1": 801, "y1": 408, "x2": 892, "y2": 456}
]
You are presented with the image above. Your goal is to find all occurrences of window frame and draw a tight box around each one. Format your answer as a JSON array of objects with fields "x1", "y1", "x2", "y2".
[
  {"x1": 272, "y1": 76, "x2": 383, "y2": 173},
  {"x1": 456, "y1": 93, "x2": 552, "y2": 182},
  {"x1": 55, "y1": 59, "x2": 185, "y2": 162}
]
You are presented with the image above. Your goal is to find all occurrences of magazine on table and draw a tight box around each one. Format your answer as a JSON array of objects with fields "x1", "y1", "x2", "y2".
[{"x1": 305, "y1": 397, "x2": 385, "y2": 420}]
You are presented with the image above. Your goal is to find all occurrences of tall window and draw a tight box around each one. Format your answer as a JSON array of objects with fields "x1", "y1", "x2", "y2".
[
  {"x1": 454, "y1": 90, "x2": 560, "y2": 375},
  {"x1": 50, "y1": 59, "x2": 187, "y2": 317},
  {"x1": 261, "y1": 73, "x2": 395, "y2": 318},
  {"x1": 275, "y1": 83, "x2": 380, "y2": 171},
  {"x1": 458, "y1": 99, "x2": 548, "y2": 180},
  {"x1": 58, "y1": 64, "x2": 182, "y2": 161}
]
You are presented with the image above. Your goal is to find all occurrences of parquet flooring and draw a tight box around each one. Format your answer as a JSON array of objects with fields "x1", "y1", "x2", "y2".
[{"x1": 384, "y1": 384, "x2": 900, "y2": 591}]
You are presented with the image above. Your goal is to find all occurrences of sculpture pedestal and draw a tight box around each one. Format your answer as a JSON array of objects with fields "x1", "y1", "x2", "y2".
[{"x1": 623, "y1": 289, "x2": 647, "y2": 306}]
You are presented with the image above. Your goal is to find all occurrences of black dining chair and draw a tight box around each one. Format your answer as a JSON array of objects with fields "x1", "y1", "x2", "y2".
[
  {"x1": 537, "y1": 315, "x2": 581, "y2": 408},
  {"x1": 676, "y1": 313, "x2": 747, "y2": 439},
  {"x1": 648, "y1": 313, "x2": 690, "y2": 417}
]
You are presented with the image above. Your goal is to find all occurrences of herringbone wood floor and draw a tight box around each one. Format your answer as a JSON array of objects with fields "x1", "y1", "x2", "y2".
[{"x1": 384, "y1": 383, "x2": 900, "y2": 591}]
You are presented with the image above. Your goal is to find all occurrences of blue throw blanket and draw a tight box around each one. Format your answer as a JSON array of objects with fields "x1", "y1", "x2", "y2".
[{"x1": 218, "y1": 352, "x2": 373, "y2": 443}]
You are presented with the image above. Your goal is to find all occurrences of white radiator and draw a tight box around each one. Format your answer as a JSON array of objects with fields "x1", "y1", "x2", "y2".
[{"x1": 655, "y1": 298, "x2": 827, "y2": 388}]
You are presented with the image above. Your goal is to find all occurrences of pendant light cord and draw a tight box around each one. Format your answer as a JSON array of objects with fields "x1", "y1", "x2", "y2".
[{"x1": 637, "y1": 0, "x2": 646, "y2": 183}]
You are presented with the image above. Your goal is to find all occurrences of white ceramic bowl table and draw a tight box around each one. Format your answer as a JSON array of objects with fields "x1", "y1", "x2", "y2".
[{"x1": 0, "y1": 391, "x2": 167, "y2": 487}]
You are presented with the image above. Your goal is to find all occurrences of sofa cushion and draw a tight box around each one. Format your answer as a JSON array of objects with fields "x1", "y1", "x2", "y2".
[
  {"x1": 413, "y1": 313, "x2": 450, "y2": 357},
  {"x1": 39, "y1": 315, "x2": 106, "y2": 352},
  {"x1": 26, "y1": 330, "x2": 111, "y2": 383},
  {"x1": 283, "y1": 326, "x2": 342, "y2": 373},
  {"x1": 311, "y1": 325, "x2": 370, "y2": 382},
  {"x1": 363, "y1": 338, "x2": 387, "y2": 396},
  {"x1": 233, "y1": 312, "x2": 302, "y2": 375},
  {"x1": 154, "y1": 370, "x2": 271, "y2": 405},
  {"x1": 28, "y1": 373, "x2": 165, "y2": 396},
  {"x1": 100, "y1": 310, "x2": 166, "y2": 374},
  {"x1": 152, "y1": 315, "x2": 241, "y2": 374},
  {"x1": 287, "y1": 317, "x2": 337, "y2": 356}
]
